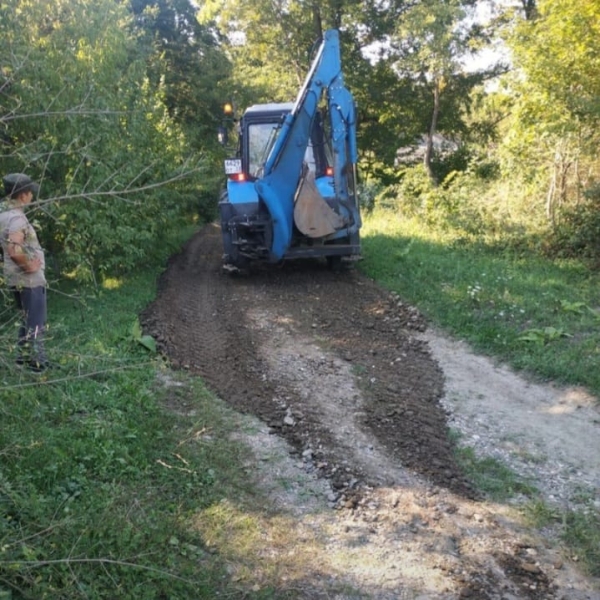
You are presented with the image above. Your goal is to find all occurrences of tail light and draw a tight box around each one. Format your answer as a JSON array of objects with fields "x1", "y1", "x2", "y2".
[{"x1": 228, "y1": 172, "x2": 246, "y2": 182}]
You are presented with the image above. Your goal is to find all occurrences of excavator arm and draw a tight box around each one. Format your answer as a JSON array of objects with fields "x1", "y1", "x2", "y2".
[{"x1": 255, "y1": 29, "x2": 359, "y2": 261}]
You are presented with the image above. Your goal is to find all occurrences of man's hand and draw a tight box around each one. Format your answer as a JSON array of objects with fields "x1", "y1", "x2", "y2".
[
  {"x1": 22, "y1": 255, "x2": 42, "y2": 273},
  {"x1": 7, "y1": 230, "x2": 41, "y2": 273}
]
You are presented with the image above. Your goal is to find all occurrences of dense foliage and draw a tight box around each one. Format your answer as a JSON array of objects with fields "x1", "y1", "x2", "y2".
[{"x1": 1, "y1": 0, "x2": 231, "y2": 281}]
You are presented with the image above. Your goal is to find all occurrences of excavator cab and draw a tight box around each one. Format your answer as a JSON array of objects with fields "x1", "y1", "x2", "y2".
[{"x1": 241, "y1": 103, "x2": 328, "y2": 181}]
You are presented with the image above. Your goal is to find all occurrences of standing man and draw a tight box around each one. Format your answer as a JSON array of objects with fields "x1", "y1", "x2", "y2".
[{"x1": 0, "y1": 173, "x2": 49, "y2": 372}]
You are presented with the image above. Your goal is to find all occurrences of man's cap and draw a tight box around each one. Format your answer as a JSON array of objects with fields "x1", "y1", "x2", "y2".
[{"x1": 3, "y1": 173, "x2": 40, "y2": 198}]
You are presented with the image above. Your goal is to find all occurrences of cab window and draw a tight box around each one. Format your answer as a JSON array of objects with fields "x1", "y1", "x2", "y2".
[{"x1": 247, "y1": 122, "x2": 316, "y2": 178}]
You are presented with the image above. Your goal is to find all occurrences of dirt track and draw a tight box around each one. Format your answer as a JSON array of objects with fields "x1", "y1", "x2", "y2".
[
  {"x1": 141, "y1": 223, "x2": 600, "y2": 599},
  {"x1": 141, "y1": 223, "x2": 471, "y2": 496}
]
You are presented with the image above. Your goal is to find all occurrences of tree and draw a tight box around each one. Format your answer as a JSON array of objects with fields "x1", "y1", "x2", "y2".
[
  {"x1": 199, "y1": 0, "x2": 356, "y2": 101},
  {"x1": 390, "y1": 0, "x2": 489, "y2": 182},
  {"x1": 1, "y1": 0, "x2": 212, "y2": 281},
  {"x1": 199, "y1": 0, "x2": 428, "y2": 173},
  {"x1": 503, "y1": 0, "x2": 600, "y2": 222},
  {"x1": 198, "y1": 0, "x2": 505, "y2": 182},
  {"x1": 128, "y1": 0, "x2": 233, "y2": 151},
  {"x1": 521, "y1": 0, "x2": 537, "y2": 20}
]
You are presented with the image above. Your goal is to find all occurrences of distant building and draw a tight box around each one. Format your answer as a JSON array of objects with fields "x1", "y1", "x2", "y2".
[{"x1": 395, "y1": 133, "x2": 460, "y2": 167}]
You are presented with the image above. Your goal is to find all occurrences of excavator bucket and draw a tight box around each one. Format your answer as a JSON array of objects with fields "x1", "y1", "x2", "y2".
[{"x1": 294, "y1": 169, "x2": 344, "y2": 238}]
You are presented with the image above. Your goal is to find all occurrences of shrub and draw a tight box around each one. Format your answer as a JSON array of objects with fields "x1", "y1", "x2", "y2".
[{"x1": 547, "y1": 183, "x2": 600, "y2": 260}]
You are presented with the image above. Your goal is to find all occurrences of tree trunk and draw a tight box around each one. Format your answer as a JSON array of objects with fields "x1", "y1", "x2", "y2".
[
  {"x1": 312, "y1": 4, "x2": 323, "y2": 40},
  {"x1": 522, "y1": 0, "x2": 537, "y2": 20},
  {"x1": 546, "y1": 148, "x2": 572, "y2": 226},
  {"x1": 424, "y1": 78, "x2": 441, "y2": 183}
]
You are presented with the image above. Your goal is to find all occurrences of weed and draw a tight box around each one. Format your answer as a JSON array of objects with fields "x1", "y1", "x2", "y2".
[
  {"x1": 524, "y1": 499, "x2": 600, "y2": 577},
  {"x1": 518, "y1": 326, "x2": 572, "y2": 345},
  {"x1": 561, "y1": 507, "x2": 600, "y2": 577},
  {"x1": 452, "y1": 443, "x2": 537, "y2": 502},
  {"x1": 524, "y1": 499, "x2": 561, "y2": 529},
  {"x1": 350, "y1": 363, "x2": 367, "y2": 376}
]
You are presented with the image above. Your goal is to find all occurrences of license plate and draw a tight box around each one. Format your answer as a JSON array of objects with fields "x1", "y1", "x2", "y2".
[{"x1": 224, "y1": 159, "x2": 242, "y2": 175}]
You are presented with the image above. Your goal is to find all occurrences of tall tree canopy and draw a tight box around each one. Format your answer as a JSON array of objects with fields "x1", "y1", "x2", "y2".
[
  {"x1": 200, "y1": 0, "x2": 497, "y2": 179},
  {"x1": 391, "y1": 0, "x2": 481, "y2": 180},
  {"x1": 5, "y1": 0, "x2": 598, "y2": 276},
  {"x1": 129, "y1": 0, "x2": 233, "y2": 150}
]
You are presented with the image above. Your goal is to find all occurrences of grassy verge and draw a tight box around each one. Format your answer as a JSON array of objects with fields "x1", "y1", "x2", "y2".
[
  {"x1": 0, "y1": 229, "x2": 272, "y2": 599},
  {"x1": 360, "y1": 208, "x2": 600, "y2": 395},
  {"x1": 525, "y1": 499, "x2": 600, "y2": 577}
]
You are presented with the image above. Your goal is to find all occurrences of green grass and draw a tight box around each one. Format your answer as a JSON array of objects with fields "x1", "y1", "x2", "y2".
[
  {"x1": 360, "y1": 209, "x2": 600, "y2": 395},
  {"x1": 2, "y1": 209, "x2": 599, "y2": 596},
  {"x1": 561, "y1": 509, "x2": 600, "y2": 577},
  {"x1": 0, "y1": 229, "x2": 272, "y2": 599},
  {"x1": 449, "y1": 436, "x2": 537, "y2": 502},
  {"x1": 525, "y1": 500, "x2": 600, "y2": 577}
]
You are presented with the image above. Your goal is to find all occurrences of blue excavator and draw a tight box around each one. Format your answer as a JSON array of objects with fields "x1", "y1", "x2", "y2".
[{"x1": 218, "y1": 29, "x2": 361, "y2": 269}]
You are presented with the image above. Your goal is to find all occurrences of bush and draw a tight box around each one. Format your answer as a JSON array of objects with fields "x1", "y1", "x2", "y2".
[
  {"x1": 430, "y1": 145, "x2": 472, "y2": 183},
  {"x1": 381, "y1": 165, "x2": 466, "y2": 229},
  {"x1": 546, "y1": 184, "x2": 600, "y2": 260},
  {"x1": 357, "y1": 179, "x2": 386, "y2": 213}
]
